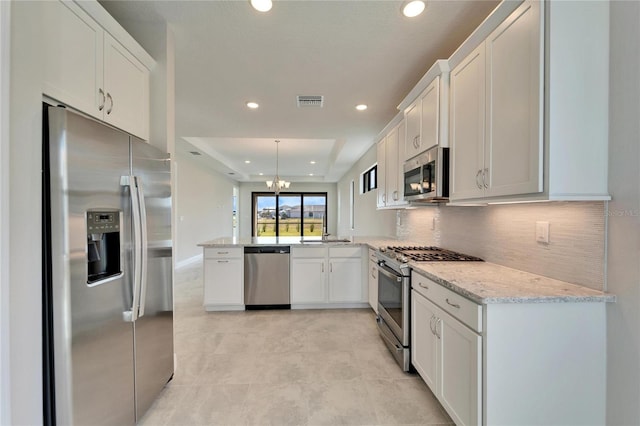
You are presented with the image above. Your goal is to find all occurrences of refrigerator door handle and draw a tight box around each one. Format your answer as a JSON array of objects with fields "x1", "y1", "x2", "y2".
[
  {"x1": 135, "y1": 176, "x2": 149, "y2": 318},
  {"x1": 121, "y1": 175, "x2": 142, "y2": 322}
]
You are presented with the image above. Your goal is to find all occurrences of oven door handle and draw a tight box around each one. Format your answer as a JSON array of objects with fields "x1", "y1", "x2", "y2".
[{"x1": 377, "y1": 263, "x2": 403, "y2": 282}]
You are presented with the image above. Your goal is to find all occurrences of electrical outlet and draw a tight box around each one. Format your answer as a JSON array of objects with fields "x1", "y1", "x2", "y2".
[{"x1": 535, "y1": 221, "x2": 550, "y2": 244}]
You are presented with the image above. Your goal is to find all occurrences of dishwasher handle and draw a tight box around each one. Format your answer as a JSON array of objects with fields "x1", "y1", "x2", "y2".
[{"x1": 244, "y1": 246, "x2": 290, "y2": 254}]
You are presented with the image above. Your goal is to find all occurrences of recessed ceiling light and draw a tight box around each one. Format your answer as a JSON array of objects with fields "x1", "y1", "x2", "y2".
[
  {"x1": 259, "y1": 172, "x2": 264, "y2": 176},
  {"x1": 402, "y1": 1, "x2": 425, "y2": 18},
  {"x1": 246, "y1": 102, "x2": 259, "y2": 109},
  {"x1": 250, "y1": 0, "x2": 272, "y2": 12},
  {"x1": 356, "y1": 104, "x2": 368, "y2": 111},
  {"x1": 310, "y1": 161, "x2": 316, "y2": 164},
  {"x1": 309, "y1": 173, "x2": 314, "y2": 176},
  {"x1": 245, "y1": 160, "x2": 251, "y2": 164}
]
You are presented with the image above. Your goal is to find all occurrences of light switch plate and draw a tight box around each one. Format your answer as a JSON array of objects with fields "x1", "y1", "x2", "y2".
[{"x1": 536, "y1": 221, "x2": 550, "y2": 244}]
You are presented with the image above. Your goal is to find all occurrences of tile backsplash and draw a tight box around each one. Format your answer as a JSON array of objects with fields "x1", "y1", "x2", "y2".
[{"x1": 397, "y1": 202, "x2": 606, "y2": 290}]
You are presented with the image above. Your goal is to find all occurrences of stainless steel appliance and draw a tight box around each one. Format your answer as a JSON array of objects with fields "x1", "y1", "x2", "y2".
[
  {"x1": 42, "y1": 105, "x2": 173, "y2": 425},
  {"x1": 375, "y1": 245, "x2": 482, "y2": 371},
  {"x1": 244, "y1": 246, "x2": 291, "y2": 309},
  {"x1": 403, "y1": 146, "x2": 449, "y2": 202}
]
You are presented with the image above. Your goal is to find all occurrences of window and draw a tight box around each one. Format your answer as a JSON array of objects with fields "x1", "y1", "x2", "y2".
[
  {"x1": 251, "y1": 192, "x2": 328, "y2": 237},
  {"x1": 362, "y1": 164, "x2": 377, "y2": 193}
]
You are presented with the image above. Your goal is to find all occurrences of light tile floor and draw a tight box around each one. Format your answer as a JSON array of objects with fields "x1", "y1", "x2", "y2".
[{"x1": 140, "y1": 264, "x2": 453, "y2": 426}]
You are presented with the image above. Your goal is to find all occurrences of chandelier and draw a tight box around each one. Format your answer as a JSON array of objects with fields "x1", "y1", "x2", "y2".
[{"x1": 266, "y1": 140, "x2": 290, "y2": 194}]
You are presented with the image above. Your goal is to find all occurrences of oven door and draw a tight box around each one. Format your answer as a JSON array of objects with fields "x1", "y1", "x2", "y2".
[
  {"x1": 403, "y1": 165, "x2": 423, "y2": 199},
  {"x1": 376, "y1": 262, "x2": 410, "y2": 346}
]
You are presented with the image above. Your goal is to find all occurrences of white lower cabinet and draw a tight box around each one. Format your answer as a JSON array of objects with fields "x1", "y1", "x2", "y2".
[
  {"x1": 412, "y1": 289, "x2": 481, "y2": 426},
  {"x1": 367, "y1": 249, "x2": 378, "y2": 314},
  {"x1": 203, "y1": 248, "x2": 244, "y2": 311},
  {"x1": 290, "y1": 245, "x2": 366, "y2": 308},
  {"x1": 411, "y1": 270, "x2": 606, "y2": 426}
]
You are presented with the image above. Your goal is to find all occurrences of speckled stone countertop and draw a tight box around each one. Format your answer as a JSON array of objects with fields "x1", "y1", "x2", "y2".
[
  {"x1": 410, "y1": 262, "x2": 615, "y2": 304},
  {"x1": 198, "y1": 237, "x2": 614, "y2": 304}
]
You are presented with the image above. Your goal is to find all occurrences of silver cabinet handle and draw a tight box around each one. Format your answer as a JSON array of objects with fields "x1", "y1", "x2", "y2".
[
  {"x1": 217, "y1": 251, "x2": 229, "y2": 255},
  {"x1": 371, "y1": 267, "x2": 376, "y2": 279},
  {"x1": 321, "y1": 263, "x2": 324, "y2": 273},
  {"x1": 446, "y1": 298, "x2": 461, "y2": 309},
  {"x1": 392, "y1": 190, "x2": 398, "y2": 201},
  {"x1": 415, "y1": 135, "x2": 420, "y2": 149},
  {"x1": 435, "y1": 318, "x2": 442, "y2": 339},
  {"x1": 483, "y1": 168, "x2": 489, "y2": 189},
  {"x1": 382, "y1": 194, "x2": 386, "y2": 203},
  {"x1": 429, "y1": 315, "x2": 437, "y2": 335},
  {"x1": 330, "y1": 263, "x2": 333, "y2": 273},
  {"x1": 475, "y1": 169, "x2": 483, "y2": 189},
  {"x1": 98, "y1": 88, "x2": 105, "y2": 111},
  {"x1": 418, "y1": 282, "x2": 429, "y2": 290},
  {"x1": 217, "y1": 260, "x2": 229, "y2": 263},
  {"x1": 106, "y1": 92, "x2": 113, "y2": 115}
]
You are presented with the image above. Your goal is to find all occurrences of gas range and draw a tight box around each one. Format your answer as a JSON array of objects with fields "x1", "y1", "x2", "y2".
[{"x1": 376, "y1": 245, "x2": 483, "y2": 269}]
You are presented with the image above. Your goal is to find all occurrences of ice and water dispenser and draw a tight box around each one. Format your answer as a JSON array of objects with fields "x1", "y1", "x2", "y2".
[{"x1": 86, "y1": 210, "x2": 122, "y2": 284}]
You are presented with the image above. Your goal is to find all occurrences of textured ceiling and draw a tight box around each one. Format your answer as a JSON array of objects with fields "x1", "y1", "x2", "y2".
[{"x1": 100, "y1": 0, "x2": 500, "y2": 182}]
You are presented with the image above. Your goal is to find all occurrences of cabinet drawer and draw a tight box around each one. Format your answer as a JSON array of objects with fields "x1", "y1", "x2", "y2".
[
  {"x1": 412, "y1": 271, "x2": 482, "y2": 332},
  {"x1": 291, "y1": 247, "x2": 326, "y2": 258},
  {"x1": 205, "y1": 247, "x2": 242, "y2": 259},
  {"x1": 329, "y1": 246, "x2": 362, "y2": 258}
]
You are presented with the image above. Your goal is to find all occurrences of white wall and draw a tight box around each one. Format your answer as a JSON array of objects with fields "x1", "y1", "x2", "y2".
[
  {"x1": 606, "y1": 1, "x2": 640, "y2": 424},
  {"x1": 238, "y1": 182, "x2": 338, "y2": 238},
  {"x1": 175, "y1": 152, "x2": 236, "y2": 265},
  {"x1": 7, "y1": 2, "x2": 44, "y2": 424},
  {"x1": 336, "y1": 144, "x2": 396, "y2": 237}
]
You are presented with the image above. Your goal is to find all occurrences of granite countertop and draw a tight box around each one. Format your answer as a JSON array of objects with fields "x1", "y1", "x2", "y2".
[
  {"x1": 410, "y1": 262, "x2": 615, "y2": 304},
  {"x1": 198, "y1": 237, "x2": 615, "y2": 304},
  {"x1": 197, "y1": 236, "x2": 400, "y2": 248}
]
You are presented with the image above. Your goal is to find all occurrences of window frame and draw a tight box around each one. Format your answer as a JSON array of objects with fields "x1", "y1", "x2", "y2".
[
  {"x1": 251, "y1": 192, "x2": 328, "y2": 237},
  {"x1": 362, "y1": 164, "x2": 377, "y2": 193}
]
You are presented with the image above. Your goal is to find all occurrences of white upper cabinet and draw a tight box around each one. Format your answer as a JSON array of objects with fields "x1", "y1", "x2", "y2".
[
  {"x1": 400, "y1": 60, "x2": 450, "y2": 162},
  {"x1": 43, "y1": 0, "x2": 151, "y2": 140},
  {"x1": 448, "y1": 0, "x2": 610, "y2": 203},
  {"x1": 450, "y1": 44, "x2": 486, "y2": 201},
  {"x1": 103, "y1": 33, "x2": 150, "y2": 140},
  {"x1": 377, "y1": 117, "x2": 408, "y2": 209},
  {"x1": 451, "y1": 0, "x2": 541, "y2": 202}
]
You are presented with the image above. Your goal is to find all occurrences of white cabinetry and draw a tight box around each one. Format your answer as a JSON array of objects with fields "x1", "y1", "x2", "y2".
[
  {"x1": 42, "y1": 0, "x2": 150, "y2": 140},
  {"x1": 400, "y1": 60, "x2": 450, "y2": 162},
  {"x1": 449, "y1": 0, "x2": 610, "y2": 203},
  {"x1": 377, "y1": 118, "x2": 407, "y2": 209},
  {"x1": 411, "y1": 270, "x2": 606, "y2": 425},
  {"x1": 367, "y1": 249, "x2": 378, "y2": 314},
  {"x1": 411, "y1": 273, "x2": 482, "y2": 426},
  {"x1": 203, "y1": 248, "x2": 244, "y2": 311},
  {"x1": 291, "y1": 245, "x2": 367, "y2": 308}
]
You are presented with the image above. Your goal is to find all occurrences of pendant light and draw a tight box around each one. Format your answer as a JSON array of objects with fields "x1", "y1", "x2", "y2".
[{"x1": 265, "y1": 140, "x2": 290, "y2": 194}]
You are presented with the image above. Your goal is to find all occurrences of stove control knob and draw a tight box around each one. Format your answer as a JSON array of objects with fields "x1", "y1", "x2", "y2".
[
  {"x1": 379, "y1": 247, "x2": 387, "y2": 253},
  {"x1": 398, "y1": 255, "x2": 408, "y2": 263}
]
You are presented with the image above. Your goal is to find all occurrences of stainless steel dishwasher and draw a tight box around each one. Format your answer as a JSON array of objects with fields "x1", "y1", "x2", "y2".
[{"x1": 244, "y1": 246, "x2": 290, "y2": 309}]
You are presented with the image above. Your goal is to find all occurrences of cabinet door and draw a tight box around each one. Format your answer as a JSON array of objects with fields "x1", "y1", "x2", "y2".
[
  {"x1": 404, "y1": 100, "x2": 421, "y2": 160},
  {"x1": 385, "y1": 126, "x2": 400, "y2": 205},
  {"x1": 485, "y1": 0, "x2": 542, "y2": 198},
  {"x1": 42, "y1": 0, "x2": 103, "y2": 120},
  {"x1": 376, "y1": 138, "x2": 387, "y2": 208},
  {"x1": 328, "y1": 258, "x2": 362, "y2": 303},
  {"x1": 411, "y1": 290, "x2": 439, "y2": 393},
  {"x1": 420, "y1": 77, "x2": 440, "y2": 153},
  {"x1": 291, "y1": 258, "x2": 326, "y2": 303},
  {"x1": 203, "y1": 258, "x2": 243, "y2": 305},
  {"x1": 450, "y1": 43, "x2": 486, "y2": 201},
  {"x1": 439, "y1": 311, "x2": 482, "y2": 426},
  {"x1": 368, "y1": 260, "x2": 378, "y2": 313},
  {"x1": 103, "y1": 33, "x2": 150, "y2": 140}
]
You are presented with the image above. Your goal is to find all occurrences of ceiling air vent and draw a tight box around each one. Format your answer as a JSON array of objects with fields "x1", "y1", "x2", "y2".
[
  {"x1": 189, "y1": 151, "x2": 201, "y2": 156},
  {"x1": 297, "y1": 95, "x2": 324, "y2": 108}
]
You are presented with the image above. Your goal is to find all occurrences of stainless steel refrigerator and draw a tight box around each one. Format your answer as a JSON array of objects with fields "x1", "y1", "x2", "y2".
[{"x1": 42, "y1": 105, "x2": 174, "y2": 425}]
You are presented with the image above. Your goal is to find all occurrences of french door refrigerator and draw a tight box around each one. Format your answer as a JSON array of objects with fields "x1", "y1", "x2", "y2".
[{"x1": 42, "y1": 105, "x2": 174, "y2": 425}]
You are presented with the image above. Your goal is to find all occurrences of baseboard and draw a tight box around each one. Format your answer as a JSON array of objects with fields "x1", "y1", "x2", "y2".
[{"x1": 175, "y1": 254, "x2": 203, "y2": 270}]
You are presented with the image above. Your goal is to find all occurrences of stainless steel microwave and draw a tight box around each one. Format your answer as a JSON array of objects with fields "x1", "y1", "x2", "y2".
[{"x1": 403, "y1": 146, "x2": 449, "y2": 202}]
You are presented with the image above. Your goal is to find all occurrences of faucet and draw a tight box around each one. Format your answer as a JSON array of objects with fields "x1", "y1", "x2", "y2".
[{"x1": 322, "y1": 214, "x2": 329, "y2": 241}]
